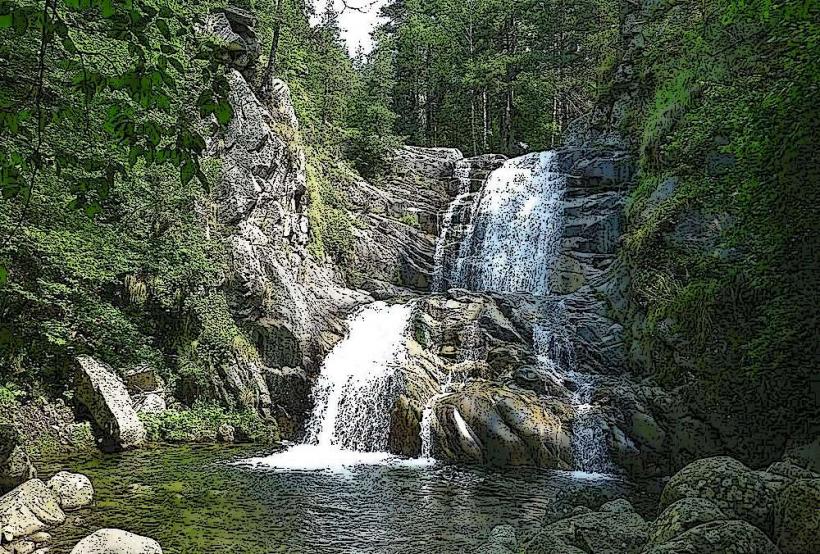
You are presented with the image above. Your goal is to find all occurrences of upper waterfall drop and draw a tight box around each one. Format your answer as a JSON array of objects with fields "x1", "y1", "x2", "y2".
[{"x1": 444, "y1": 151, "x2": 566, "y2": 295}]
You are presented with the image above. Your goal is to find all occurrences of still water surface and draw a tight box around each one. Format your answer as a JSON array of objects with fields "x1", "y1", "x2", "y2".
[{"x1": 44, "y1": 445, "x2": 661, "y2": 553}]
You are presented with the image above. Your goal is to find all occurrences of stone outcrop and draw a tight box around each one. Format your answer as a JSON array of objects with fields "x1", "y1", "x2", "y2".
[
  {"x1": 526, "y1": 508, "x2": 649, "y2": 554},
  {"x1": 0, "y1": 427, "x2": 36, "y2": 494},
  {"x1": 74, "y1": 356, "x2": 146, "y2": 451},
  {"x1": 70, "y1": 529, "x2": 162, "y2": 554},
  {"x1": 200, "y1": 13, "x2": 369, "y2": 430},
  {"x1": 203, "y1": 7, "x2": 260, "y2": 82},
  {"x1": 659, "y1": 456, "x2": 788, "y2": 534},
  {"x1": 0, "y1": 479, "x2": 65, "y2": 543},
  {"x1": 346, "y1": 146, "x2": 463, "y2": 292},
  {"x1": 646, "y1": 497, "x2": 727, "y2": 547},
  {"x1": 474, "y1": 525, "x2": 518, "y2": 554},
  {"x1": 773, "y1": 478, "x2": 820, "y2": 554},
  {"x1": 46, "y1": 472, "x2": 93, "y2": 512},
  {"x1": 641, "y1": 520, "x2": 780, "y2": 554},
  {"x1": 429, "y1": 381, "x2": 572, "y2": 467}
]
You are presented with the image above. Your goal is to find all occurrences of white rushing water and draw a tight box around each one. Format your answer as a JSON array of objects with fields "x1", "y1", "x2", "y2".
[
  {"x1": 432, "y1": 159, "x2": 474, "y2": 291},
  {"x1": 450, "y1": 151, "x2": 565, "y2": 295},
  {"x1": 532, "y1": 319, "x2": 614, "y2": 474},
  {"x1": 241, "y1": 301, "x2": 433, "y2": 472}
]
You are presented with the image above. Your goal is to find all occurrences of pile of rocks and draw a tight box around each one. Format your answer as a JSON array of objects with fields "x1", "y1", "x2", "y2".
[
  {"x1": 0, "y1": 471, "x2": 163, "y2": 554},
  {"x1": 472, "y1": 455, "x2": 818, "y2": 554}
]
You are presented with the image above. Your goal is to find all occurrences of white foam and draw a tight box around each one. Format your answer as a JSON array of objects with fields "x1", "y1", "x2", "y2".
[{"x1": 237, "y1": 444, "x2": 434, "y2": 475}]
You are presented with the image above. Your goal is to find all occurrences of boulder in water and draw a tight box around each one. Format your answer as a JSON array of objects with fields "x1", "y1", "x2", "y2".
[
  {"x1": 600, "y1": 498, "x2": 635, "y2": 513},
  {"x1": 660, "y1": 456, "x2": 787, "y2": 534},
  {"x1": 74, "y1": 356, "x2": 146, "y2": 450},
  {"x1": 646, "y1": 497, "x2": 727, "y2": 547},
  {"x1": 473, "y1": 525, "x2": 518, "y2": 554},
  {"x1": 773, "y1": 478, "x2": 820, "y2": 554},
  {"x1": 429, "y1": 381, "x2": 572, "y2": 468},
  {"x1": 0, "y1": 479, "x2": 65, "y2": 542},
  {"x1": 70, "y1": 529, "x2": 162, "y2": 554},
  {"x1": 527, "y1": 509, "x2": 648, "y2": 554},
  {"x1": 46, "y1": 472, "x2": 93, "y2": 511},
  {"x1": 641, "y1": 520, "x2": 779, "y2": 554},
  {"x1": 524, "y1": 533, "x2": 587, "y2": 554}
]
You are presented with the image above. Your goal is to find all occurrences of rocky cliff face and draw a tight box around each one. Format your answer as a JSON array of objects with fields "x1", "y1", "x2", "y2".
[{"x1": 195, "y1": 9, "x2": 369, "y2": 433}]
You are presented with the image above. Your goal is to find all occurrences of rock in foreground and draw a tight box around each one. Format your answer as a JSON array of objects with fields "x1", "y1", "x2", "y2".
[
  {"x1": 0, "y1": 479, "x2": 65, "y2": 542},
  {"x1": 70, "y1": 529, "x2": 162, "y2": 554},
  {"x1": 47, "y1": 472, "x2": 94, "y2": 511},
  {"x1": 642, "y1": 520, "x2": 779, "y2": 554},
  {"x1": 0, "y1": 426, "x2": 36, "y2": 493}
]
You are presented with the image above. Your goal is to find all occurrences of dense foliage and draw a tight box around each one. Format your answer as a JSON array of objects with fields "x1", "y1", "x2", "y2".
[
  {"x1": 622, "y1": 0, "x2": 819, "y2": 435},
  {"x1": 362, "y1": 0, "x2": 619, "y2": 156},
  {"x1": 0, "y1": 0, "x2": 359, "y2": 401}
]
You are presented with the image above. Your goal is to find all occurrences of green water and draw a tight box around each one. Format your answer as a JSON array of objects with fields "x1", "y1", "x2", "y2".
[{"x1": 42, "y1": 445, "x2": 661, "y2": 553}]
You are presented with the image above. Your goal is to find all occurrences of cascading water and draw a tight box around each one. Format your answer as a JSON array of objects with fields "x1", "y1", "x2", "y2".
[
  {"x1": 533, "y1": 320, "x2": 614, "y2": 475},
  {"x1": 450, "y1": 151, "x2": 565, "y2": 294},
  {"x1": 433, "y1": 150, "x2": 614, "y2": 474},
  {"x1": 241, "y1": 301, "x2": 432, "y2": 471},
  {"x1": 432, "y1": 159, "x2": 476, "y2": 292},
  {"x1": 567, "y1": 372, "x2": 614, "y2": 474}
]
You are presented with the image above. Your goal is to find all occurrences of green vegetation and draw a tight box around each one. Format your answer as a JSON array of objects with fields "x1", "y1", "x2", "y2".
[
  {"x1": 367, "y1": 0, "x2": 619, "y2": 155},
  {"x1": 140, "y1": 403, "x2": 278, "y2": 444},
  {"x1": 0, "y1": 0, "x2": 364, "y2": 409},
  {"x1": 622, "y1": 0, "x2": 819, "y2": 429}
]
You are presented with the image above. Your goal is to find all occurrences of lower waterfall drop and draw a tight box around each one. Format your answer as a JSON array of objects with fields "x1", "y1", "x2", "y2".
[
  {"x1": 533, "y1": 318, "x2": 614, "y2": 476},
  {"x1": 241, "y1": 301, "x2": 432, "y2": 472}
]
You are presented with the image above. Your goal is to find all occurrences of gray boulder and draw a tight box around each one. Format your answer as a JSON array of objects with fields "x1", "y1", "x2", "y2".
[
  {"x1": 0, "y1": 426, "x2": 36, "y2": 493},
  {"x1": 133, "y1": 394, "x2": 166, "y2": 415},
  {"x1": 660, "y1": 456, "x2": 786, "y2": 534},
  {"x1": 525, "y1": 533, "x2": 587, "y2": 554},
  {"x1": 641, "y1": 520, "x2": 780, "y2": 554},
  {"x1": 70, "y1": 529, "x2": 162, "y2": 554},
  {"x1": 647, "y1": 497, "x2": 727, "y2": 547},
  {"x1": 766, "y1": 460, "x2": 818, "y2": 480},
  {"x1": 527, "y1": 510, "x2": 649, "y2": 554},
  {"x1": 601, "y1": 498, "x2": 636, "y2": 513},
  {"x1": 773, "y1": 478, "x2": 820, "y2": 554},
  {"x1": 75, "y1": 356, "x2": 146, "y2": 450},
  {"x1": 474, "y1": 525, "x2": 518, "y2": 554},
  {"x1": 429, "y1": 381, "x2": 572, "y2": 468},
  {"x1": 46, "y1": 472, "x2": 93, "y2": 511},
  {"x1": 0, "y1": 479, "x2": 65, "y2": 542}
]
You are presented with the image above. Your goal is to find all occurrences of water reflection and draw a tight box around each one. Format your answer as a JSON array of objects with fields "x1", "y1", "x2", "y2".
[{"x1": 43, "y1": 446, "x2": 660, "y2": 554}]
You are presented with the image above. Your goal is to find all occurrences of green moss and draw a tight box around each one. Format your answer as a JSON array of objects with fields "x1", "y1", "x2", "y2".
[
  {"x1": 139, "y1": 403, "x2": 279, "y2": 444},
  {"x1": 399, "y1": 213, "x2": 420, "y2": 228},
  {"x1": 305, "y1": 155, "x2": 357, "y2": 264}
]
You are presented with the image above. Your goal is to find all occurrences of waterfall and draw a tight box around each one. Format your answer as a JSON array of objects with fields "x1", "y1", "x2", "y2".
[
  {"x1": 305, "y1": 301, "x2": 411, "y2": 451},
  {"x1": 450, "y1": 151, "x2": 565, "y2": 295},
  {"x1": 240, "y1": 302, "x2": 433, "y2": 471},
  {"x1": 568, "y1": 372, "x2": 614, "y2": 474},
  {"x1": 432, "y1": 159, "x2": 476, "y2": 291},
  {"x1": 430, "y1": 150, "x2": 614, "y2": 474}
]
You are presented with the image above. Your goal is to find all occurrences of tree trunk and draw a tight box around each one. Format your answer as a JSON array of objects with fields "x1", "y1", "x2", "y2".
[{"x1": 260, "y1": 0, "x2": 284, "y2": 100}]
